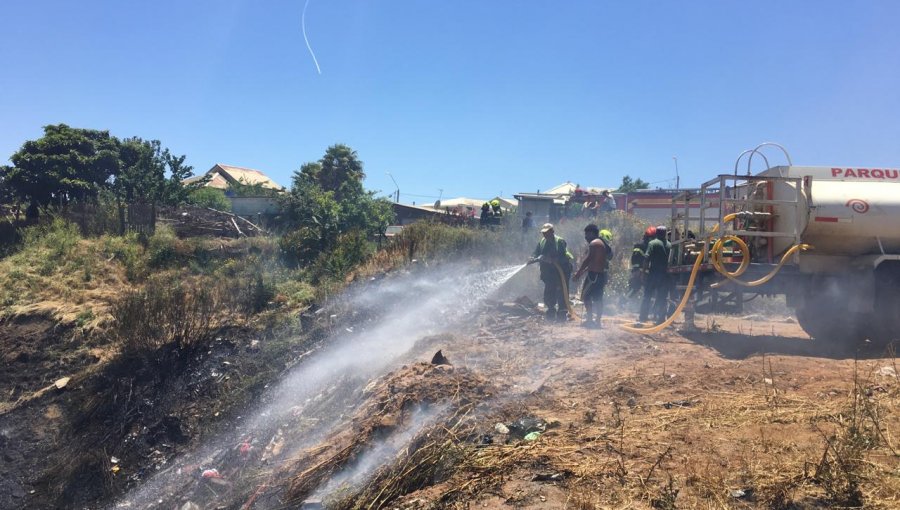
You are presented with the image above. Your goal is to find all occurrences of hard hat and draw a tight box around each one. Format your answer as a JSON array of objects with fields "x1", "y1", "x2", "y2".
[
  {"x1": 644, "y1": 226, "x2": 657, "y2": 237},
  {"x1": 656, "y1": 225, "x2": 668, "y2": 236},
  {"x1": 541, "y1": 223, "x2": 554, "y2": 233},
  {"x1": 599, "y1": 229, "x2": 613, "y2": 242},
  {"x1": 490, "y1": 199, "x2": 500, "y2": 207}
]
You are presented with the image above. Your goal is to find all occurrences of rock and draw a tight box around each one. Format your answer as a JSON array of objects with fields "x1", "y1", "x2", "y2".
[
  {"x1": 494, "y1": 423, "x2": 510, "y2": 434},
  {"x1": 730, "y1": 489, "x2": 751, "y2": 499},
  {"x1": 54, "y1": 377, "x2": 71, "y2": 390},
  {"x1": 180, "y1": 503, "x2": 201, "y2": 510},
  {"x1": 531, "y1": 472, "x2": 565, "y2": 482},
  {"x1": 524, "y1": 431, "x2": 541, "y2": 441},
  {"x1": 430, "y1": 350, "x2": 451, "y2": 366}
]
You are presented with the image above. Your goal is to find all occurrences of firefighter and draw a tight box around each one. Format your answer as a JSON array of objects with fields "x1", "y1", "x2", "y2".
[
  {"x1": 574, "y1": 224, "x2": 609, "y2": 328},
  {"x1": 638, "y1": 226, "x2": 671, "y2": 325},
  {"x1": 480, "y1": 202, "x2": 491, "y2": 226},
  {"x1": 490, "y1": 199, "x2": 502, "y2": 216},
  {"x1": 528, "y1": 223, "x2": 574, "y2": 321},
  {"x1": 628, "y1": 226, "x2": 656, "y2": 297}
]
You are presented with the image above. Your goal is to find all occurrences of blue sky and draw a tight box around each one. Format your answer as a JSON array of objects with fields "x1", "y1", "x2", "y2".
[{"x1": 3, "y1": 1, "x2": 900, "y2": 203}]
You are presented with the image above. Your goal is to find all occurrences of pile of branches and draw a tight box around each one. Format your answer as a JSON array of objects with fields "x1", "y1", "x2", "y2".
[{"x1": 158, "y1": 205, "x2": 266, "y2": 238}]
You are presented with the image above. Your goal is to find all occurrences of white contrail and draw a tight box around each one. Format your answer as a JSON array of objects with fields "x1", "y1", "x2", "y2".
[{"x1": 302, "y1": 0, "x2": 322, "y2": 74}]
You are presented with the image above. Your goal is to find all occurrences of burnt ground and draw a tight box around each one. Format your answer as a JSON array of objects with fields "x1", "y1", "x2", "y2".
[
  {"x1": 0, "y1": 311, "x2": 327, "y2": 510},
  {"x1": 1, "y1": 304, "x2": 899, "y2": 509}
]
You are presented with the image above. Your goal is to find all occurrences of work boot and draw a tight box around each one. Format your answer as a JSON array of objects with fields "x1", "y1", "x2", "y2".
[
  {"x1": 580, "y1": 319, "x2": 596, "y2": 328},
  {"x1": 545, "y1": 309, "x2": 556, "y2": 321},
  {"x1": 556, "y1": 310, "x2": 568, "y2": 322}
]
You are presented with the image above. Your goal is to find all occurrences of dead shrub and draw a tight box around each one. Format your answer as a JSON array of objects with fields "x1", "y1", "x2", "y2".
[{"x1": 111, "y1": 277, "x2": 217, "y2": 357}]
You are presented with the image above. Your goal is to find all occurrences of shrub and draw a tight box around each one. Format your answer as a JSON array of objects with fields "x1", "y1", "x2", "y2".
[
  {"x1": 111, "y1": 278, "x2": 217, "y2": 357},
  {"x1": 311, "y1": 230, "x2": 372, "y2": 281},
  {"x1": 21, "y1": 217, "x2": 81, "y2": 263},
  {"x1": 274, "y1": 277, "x2": 315, "y2": 307},
  {"x1": 188, "y1": 187, "x2": 232, "y2": 211},
  {"x1": 146, "y1": 224, "x2": 184, "y2": 268},
  {"x1": 279, "y1": 226, "x2": 323, "y2": 267},
  {"x1": 101, "y1": 233, "x2": 146, "y2": 281}
]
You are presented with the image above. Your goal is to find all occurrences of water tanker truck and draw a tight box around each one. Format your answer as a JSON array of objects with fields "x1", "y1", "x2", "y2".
[{"x1": 670, "y1": 143, "x2": 900, "y2": 345}]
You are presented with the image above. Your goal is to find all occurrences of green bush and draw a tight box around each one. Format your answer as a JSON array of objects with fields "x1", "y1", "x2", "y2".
[
  {"x1": 188, "y1": 187, "x2": 232, "y2": 211},
  {"x1": 20, "y1": 217, "x2": 81, "y2": 262},
  {"x1": 101, "y1": 232, "x2": 146, "y2": 281},
  {"x1": 279, "y1": 226, "x2": 323, "y2": 267},
  {"x1": 274, "y1": 277, "x2": 315, "y2": 307},
  {"x1": 147, "y1": 224, "x2": 183, "y2": 268},
  {"x1": 311, "y1": 230, "x2": 372, "y2": 281}
]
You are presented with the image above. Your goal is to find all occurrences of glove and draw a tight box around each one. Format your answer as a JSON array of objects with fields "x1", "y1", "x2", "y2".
[{"x1": 527, "y1": 257, "x2": 540, "y2": 265}]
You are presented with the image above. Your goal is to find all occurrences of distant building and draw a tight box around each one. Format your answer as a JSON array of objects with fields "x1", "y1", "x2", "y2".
[
  {"x1": 184, "y1": 164, "x2": 285, "y2": 216},
  {"x1": 514, "y1": 182, "x2": 616, "y2": 224},
  {"x1": 515, "y1": 182, "x2": 718, "y2": 225}
]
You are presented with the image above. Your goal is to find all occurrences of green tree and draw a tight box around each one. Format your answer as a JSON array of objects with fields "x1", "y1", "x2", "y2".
[
  {"x1": 2, "y1": 125, "x2": 202, "y2": 219},
  {"x1": 280, "y1": 145, "x2": 394, "y2": 271},
  {"x1": 4, "y1": 124, "x2": 119, "y2": 217},
  {"x1": 188, "y1": 187, "x2": 232, "y2": 211},
  {"x1": 228, "y1": 178, "x2": 282, "y2": 198},
  {"x1": 297, "y1": 144, "x2": 364, "y2": 202},
  {"x1": 0, "y1": 168, "x2": 14, "y2": 204},
  {"x1": 616, "y1": 175, "x2": 650, "y2": 193},
  {"x1": 114, "y1": 137, "x2": 201, "y2": 206}
]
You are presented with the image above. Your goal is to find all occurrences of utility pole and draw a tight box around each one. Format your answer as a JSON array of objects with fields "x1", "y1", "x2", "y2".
[
  {"x1": 673, "y1": 156, "x2": 680, "y2": 189},
  {"x1": 386, "y1": 172, "x2": 400, "y2": 203}
]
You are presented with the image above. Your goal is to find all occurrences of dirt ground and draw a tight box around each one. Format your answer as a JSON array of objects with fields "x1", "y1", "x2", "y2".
[
  {"x1": 2, "y1": 302, "x2": 899, "y2": 509},
  {"x1": 214, "y1": 301, "x2": 899, "y2": 510},
  {"x1": 376, "y1": 309, "x2": 900, "y2": 509}
]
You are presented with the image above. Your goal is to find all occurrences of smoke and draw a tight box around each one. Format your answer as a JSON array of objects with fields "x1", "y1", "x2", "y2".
[
  {"x1": 309, "y1": 404, "x2": 448, "y2": 503},
  {"x1": 111, "y1": 263, "x2": 524, "y2": 509}
]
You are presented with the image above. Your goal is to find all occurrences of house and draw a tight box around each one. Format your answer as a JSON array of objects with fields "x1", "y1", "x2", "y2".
[
  {"x1": 514, "y1": 182, "x2": 616, "y2": 224},
  {"x1": 184, "y1": 164, "x2": 285, "y2": 191},
  {"x1": 391, "y1": 203, "x2": 445, "y2": 225},
  {"x1": 515, "y1": 182, "x2": 717, "y2": 225},
  {"x1": 185, "y1": 164, "x2": 285, "y2": 216}
]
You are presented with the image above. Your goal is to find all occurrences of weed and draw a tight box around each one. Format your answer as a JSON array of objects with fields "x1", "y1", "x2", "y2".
[
  {"x1": 649, "y1": 475, "x2": 679, "y2": 510},
  {"x1": 812, "y1": 363, "x2": 882, "y2": 507},
  {"x1": 75, "y1": 309, "x2": 94, "y2": 329}
]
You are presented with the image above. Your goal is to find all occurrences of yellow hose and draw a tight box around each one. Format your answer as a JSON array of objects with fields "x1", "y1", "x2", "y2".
[
  {"x1": 709, "y1": 239, "x2": 811, "y2": 288},
  {"x1": 619, "y1": 243, "x2": 707, "y2": 334},
  {"x1": 553, "y1": 261, "x2": 580, "y2": 321},
  {"x1": 619, "y1": 212, "x2": 812, "y2": 333}
]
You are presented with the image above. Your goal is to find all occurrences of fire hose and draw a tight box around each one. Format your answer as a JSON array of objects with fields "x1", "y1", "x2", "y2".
[
  {"x1": 527, "y1": 257, "x2": 580, "y2": 321},
  {"x1": 619, "y1": 213, "x2": 812, "y2": 334}
]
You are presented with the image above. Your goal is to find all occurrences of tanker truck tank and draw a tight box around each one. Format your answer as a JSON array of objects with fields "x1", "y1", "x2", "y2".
[{"x1": 760, "y1": 165, "x2": 900, "y2": 261}]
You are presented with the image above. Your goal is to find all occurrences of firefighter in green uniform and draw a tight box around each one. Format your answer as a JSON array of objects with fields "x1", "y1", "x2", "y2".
[
  {"x1": 528, "y1": 223, "x2": 574, "y2": 321},
  {"x1": 628, "y1": 226, "x2": 656, "y2": 297}
]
